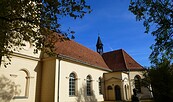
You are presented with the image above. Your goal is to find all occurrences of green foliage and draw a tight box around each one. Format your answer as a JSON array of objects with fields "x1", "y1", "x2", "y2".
[
  {"x1": 141, "y1": 58, "x2": 173, "y2": 102},
  {"x1": 129, "y1": 0, "x2": 173, "y2": 63},
  {"x1": 0, "y1": 0, "x2": 91, "y2": 65},
  {"x1": 141, "y1": 70, "x2": 152, "y2": 92}
]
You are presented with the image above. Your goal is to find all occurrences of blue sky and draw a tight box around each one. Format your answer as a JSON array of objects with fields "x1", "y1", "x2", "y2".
[{"x1": 60, "y1": 0, "x2": 155, "y2": 67}]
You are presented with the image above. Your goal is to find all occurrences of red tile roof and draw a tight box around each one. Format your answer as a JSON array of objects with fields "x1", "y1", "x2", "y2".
[
  {"x1": 102, "y1": 49, "x2": 144, "y2": 71},
  {"x1": 54, "y1": 40, "x2": 110, "y2": 70},
  {"x1": 52, "y1": 34, "x2": 143, "y2": 71}
]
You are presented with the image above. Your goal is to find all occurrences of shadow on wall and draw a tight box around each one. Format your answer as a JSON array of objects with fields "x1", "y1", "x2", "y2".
[
  {"x1": 0, "y1": 75, "x2": 20, "y2": 102},
  {"x1": 75, "y1": 84, "x2": 97, "y2": 102}
]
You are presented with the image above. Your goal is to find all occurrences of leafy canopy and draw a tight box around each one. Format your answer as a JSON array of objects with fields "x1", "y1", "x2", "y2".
[
  {"x1": 129, "y1": 0, "x2": 173, "y2": 63},
  {"x1": 141, "y1": 58, "x2": 173, "y2": 102},
  {"x1": 0, "y1": 0, "x2": 91, "y2": 65}
]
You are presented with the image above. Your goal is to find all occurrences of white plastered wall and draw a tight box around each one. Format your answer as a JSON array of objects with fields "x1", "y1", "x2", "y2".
[
  {"x1": 103, "y1": 72, "x2": 125, "y2": 101},
  {"x1": 0, "y1": 47, "x2": 40, "y2": 102},
  {"x1": 57, "y1": 59, "x2": 109, "y2": 102}
]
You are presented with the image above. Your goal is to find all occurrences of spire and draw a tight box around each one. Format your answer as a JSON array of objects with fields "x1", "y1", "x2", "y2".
[{"x1": 96, "y1": 35, "x2": 103, "y2": 55}]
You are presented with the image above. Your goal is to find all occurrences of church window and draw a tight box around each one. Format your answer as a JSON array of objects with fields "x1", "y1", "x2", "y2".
[
  {"x1": 107, "y1": 85, "x2": 112, "y2": 90},
  {"x1": 125, "y1": 85, "x2": 128, "y2": 100},
  {"x1": 86, "y1": 75, "x2": 92, "y2": 96},
  {"x1": 134, "y1": 75, "x2": 141, "y2": 93},
  {"x1": 69, "y1": 73, "x2": 76, "y2": 96},
  {"x1": 14, "y1": 69, "x2": 30, "y2": 98},
  {"x1": 98, "y1": 77, "x2": 102, "y2": 94}
]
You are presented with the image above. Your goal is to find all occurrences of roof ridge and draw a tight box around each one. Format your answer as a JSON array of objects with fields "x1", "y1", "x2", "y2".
[
  {"x1": 102, "y1": 48, "x2": 144, "y2": 71},
  {"x1": 103, "y1": 49, "x2": 123, "y2": 54},
  {"x1": 122, "y1": 50, "x2": 143, "y2": 69},
  {"x1": 121, "y1": 49, "x2": 128, "y2": 70}
]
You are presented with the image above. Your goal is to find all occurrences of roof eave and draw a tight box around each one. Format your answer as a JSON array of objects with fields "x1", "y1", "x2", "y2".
[
  {"x1": 57, "y1": 54, "x2": 112, "y2": 72},
  {"x1": 112, "y1": 68, "x2": 145, "y2": 72}
]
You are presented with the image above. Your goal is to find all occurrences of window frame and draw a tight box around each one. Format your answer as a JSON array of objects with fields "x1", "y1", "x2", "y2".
[
  {"x1": 69, "y1": 73, "x2": 76, "y2": 96},
  {"x1": 13, "y1": 69, "x2": 30, "y2": 99},
  {"x1": 98, "y1": 77, "x2": 102, "y2": 94},
  {"x1": 134, "y1": 75, "x2": 141, "y2": 93},
  {"x1": 86, "y1": 75, "x2": 92, "y2": 96}
]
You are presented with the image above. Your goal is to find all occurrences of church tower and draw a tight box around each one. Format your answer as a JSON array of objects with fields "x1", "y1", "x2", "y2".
[{"x1": 96, "y1": 35, "x2": 103, "y2": 55}]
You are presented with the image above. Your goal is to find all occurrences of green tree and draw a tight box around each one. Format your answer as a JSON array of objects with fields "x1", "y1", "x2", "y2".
[
  {"x1": 0, "y1": 0, "x2": 91, "y2": 65},
  {"x1": 129, "y1": 0, "x2": 173, "y2": 63},
  {"x1": 141, "y1": 58, "x2": 173, "y2": 102}
]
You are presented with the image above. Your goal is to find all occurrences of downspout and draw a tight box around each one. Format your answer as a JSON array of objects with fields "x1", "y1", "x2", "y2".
[
  {"x1": 0, "y1": 56, "x2": 2, "y2": 66},
  {"x1": 128, "y1": 68, "x2": 132, "y2": 100},
  {"x1": 57, "y1": 59, "x2": 61, "y2": 102},
  {"x1": 103, "y1": 73, "x2": 107, "y2": 101}
]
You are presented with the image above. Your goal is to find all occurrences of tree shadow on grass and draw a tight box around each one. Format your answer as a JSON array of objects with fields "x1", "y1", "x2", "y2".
[
  {"x1": 0, "y1": 75, "x2": 20, "y2": 102},
  {"x1": 75, "y1": 84, "x2": 97, "y2": 102}
]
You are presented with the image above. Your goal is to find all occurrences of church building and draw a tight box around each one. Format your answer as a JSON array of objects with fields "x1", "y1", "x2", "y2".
[{"x1": 0, "y1": 35, "x2": 152, "y2": 102}]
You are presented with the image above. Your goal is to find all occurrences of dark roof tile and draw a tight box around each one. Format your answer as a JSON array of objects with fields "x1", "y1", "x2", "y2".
[{"x1": 102, "y1": 49, "x2": 144, "y2": 71}]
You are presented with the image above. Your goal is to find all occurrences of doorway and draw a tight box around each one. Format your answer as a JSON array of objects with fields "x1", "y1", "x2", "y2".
[{"x1": 114, "y1": 85, "x2": 121, "y2": 101}]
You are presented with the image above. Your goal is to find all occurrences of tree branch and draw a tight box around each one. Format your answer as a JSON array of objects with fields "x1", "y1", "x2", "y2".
[{"x1": 0, "y1": 16, "x2": 36, "y2": 24}]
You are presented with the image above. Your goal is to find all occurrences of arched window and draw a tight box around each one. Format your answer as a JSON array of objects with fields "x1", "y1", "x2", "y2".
[
  {"x1": 107, "y1": 85, "x2": 113, "y2": 90},
  {"x1": 107, "y1": 85, "x2": 113, "y2": 101},
  {"x1": 15, "y1": 69, "x2": 30, "y2": 97},
  {"x1": 69, "y1": 73, "x2": 76, "y2": 96},
  {"x1": 125, "y1": 85, "x2": 128, "y2": 100},
  {"x1": 134, "y1": 75, "x2": 141, "y2": 93},
  {"x1": 98, "y1": 77, "x2": 102, "y2": 94},
  {"x1": 86, "y1": 75, "x2": 92, "y2": 96}
]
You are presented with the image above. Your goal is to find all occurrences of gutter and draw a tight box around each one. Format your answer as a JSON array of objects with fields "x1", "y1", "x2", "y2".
[{"x1": 57, "y1": 54, "x2": 112, "y2": 72}]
